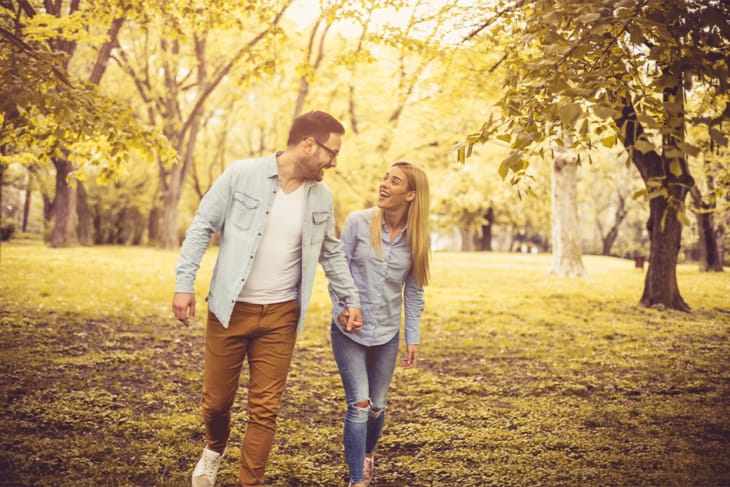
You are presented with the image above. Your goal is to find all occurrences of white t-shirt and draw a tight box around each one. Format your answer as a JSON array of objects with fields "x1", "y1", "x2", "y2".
[{"x1": 237, "y1": 184, "x2": 306, "y2": 304}]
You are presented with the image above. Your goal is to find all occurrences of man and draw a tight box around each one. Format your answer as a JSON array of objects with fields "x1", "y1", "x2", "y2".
[{"x1": 172, "y1": 110, "x2": 362, "y2": 487}]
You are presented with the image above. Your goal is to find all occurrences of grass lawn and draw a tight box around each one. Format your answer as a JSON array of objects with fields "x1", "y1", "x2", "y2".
[{"x1": 0, "y1": 241, "x2": 729, "y2": 486}]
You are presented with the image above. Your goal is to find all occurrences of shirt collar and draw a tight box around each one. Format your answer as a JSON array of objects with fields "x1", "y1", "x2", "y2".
[{"x1": 265, "y1": 152, "x2": 281, "y2": 179}]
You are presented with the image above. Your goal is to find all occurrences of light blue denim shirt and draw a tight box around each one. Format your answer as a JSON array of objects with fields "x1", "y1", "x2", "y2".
[
  {"x1": 329, "y1": 208, "x2": 424, "y2": 346},
  {"x1": 176, "y1": 153, "x2": 360, "y2": 333}
]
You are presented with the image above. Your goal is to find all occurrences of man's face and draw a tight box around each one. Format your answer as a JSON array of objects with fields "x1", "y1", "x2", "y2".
[{"x1": 300, "y1": 133, "x2": 341, "y2": 182}]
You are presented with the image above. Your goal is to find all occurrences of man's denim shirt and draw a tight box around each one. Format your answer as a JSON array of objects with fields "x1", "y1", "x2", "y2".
[{"x1": 175, "y1": 153, "x2": 360, "y2": 333}]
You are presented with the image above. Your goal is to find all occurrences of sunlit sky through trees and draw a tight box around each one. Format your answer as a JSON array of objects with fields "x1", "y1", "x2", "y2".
[{"x1": 285, "y1": 0, "x2": 480, "y2": 43}]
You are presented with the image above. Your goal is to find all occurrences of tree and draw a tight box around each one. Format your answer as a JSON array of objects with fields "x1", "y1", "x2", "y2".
[
  {"x1": 112, "y1": 1, "x2": 293, "y2": 248},
  {"x1": 432, "y1": 164, "x2": 493, "y2": 250},
  {"x1": 549, "y1": 143, "x2": 585, "y2": 276},
  {"x1": 461, "y1": 0, "x2": 730, "y2": 310},
  {"x1": 685, "y1": 100, "x2": 728, "y2": 271},
  {"x1": 0, "y1": 0, "x2": 173, "y2": 247},
  {"x1": 580, "y1": 148, "x2": 646, "y2": 257}
]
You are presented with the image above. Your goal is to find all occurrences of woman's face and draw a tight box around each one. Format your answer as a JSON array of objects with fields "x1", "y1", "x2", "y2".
[{"x1": 377, "y1": 165, "x2": 414, "y2": 211}]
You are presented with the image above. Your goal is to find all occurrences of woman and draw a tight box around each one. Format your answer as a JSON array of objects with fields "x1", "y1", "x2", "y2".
[{"x1": 328, "y1": 161, "x2": 430, "y2": 487}]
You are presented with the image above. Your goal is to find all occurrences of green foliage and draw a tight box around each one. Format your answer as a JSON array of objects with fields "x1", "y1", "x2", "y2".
[
  {"x1": 0, "y1": 1, "x2": 176, "y2": 181},
  {"x1": 461, "y1": 0, "x2": 730, "y2": 195},
  {"x1": 1, "y1": 243, "x2": 729, "y2": 486}
]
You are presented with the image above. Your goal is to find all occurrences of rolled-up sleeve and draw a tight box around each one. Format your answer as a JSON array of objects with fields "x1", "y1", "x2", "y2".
[
  {"x1": 320, "y1": 205, "x2": 360, "y2": 309},
  {"x1": 403, "y1": 270, "x2": 424, "y2": 345},
  {"x1": 175, "y1": 166, "x2": 232, "y2": 293}
]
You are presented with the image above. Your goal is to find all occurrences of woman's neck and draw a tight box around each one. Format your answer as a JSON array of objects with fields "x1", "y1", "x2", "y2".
[{"x1": 382, "y1": 208, "x2": 407, "y2": 234}]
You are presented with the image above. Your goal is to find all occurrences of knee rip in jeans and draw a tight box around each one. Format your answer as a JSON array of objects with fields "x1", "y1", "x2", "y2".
[
  {"x1": 347, "y1": 399, "x2": 370, "y2": 423},
  {"x1": 352, "y1": 399, "x2": 385, "y2": 419},
  {"x1": 369, "y1": 403, "x2": 384, "y2": 419}
]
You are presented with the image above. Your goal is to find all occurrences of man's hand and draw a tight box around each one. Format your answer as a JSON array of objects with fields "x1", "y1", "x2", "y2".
[
  {"x1": 172, "y1": 292, "x2": 195, "y2": 326},
  {"x1": 338, "y1": 307, "x2": 362, "y2": 333}
]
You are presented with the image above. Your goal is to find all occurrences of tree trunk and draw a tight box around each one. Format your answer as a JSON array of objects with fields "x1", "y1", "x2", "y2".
[
  {"x1": 600, "y1": 194, "x2": 626, "y2": 255},
  {"x1": 690, "y1": 187, "x2": 722, "y2": 272},
  {"x1": 160, "y1": 192, "x2": 181, "y2": 248},
  {"x1": 159, "y1": 162, "x2": 184, "y2": 249},
  {"x1": 480, "y1": 207, "x2": 493, "y2": 251},
  {"x1": 22, "y1": 179, "x2": 31, "y2": 232},
  {"x1": 641, "y1": 195, "x2": 690, "y2": 310},
  {"x1": 548, "y1": 151, "x2": 585, "y2": 277},
  {"x1": 614, "y1": 80, "x2": 694, "y2": 310},
  {"x1": 42, "y1": 6, "x2": 125, "y2": 248},
  {"x1": 716, "y1": 224, "x2": 725, "y2": 268},
  {"x1": 50, "y1": 158, "x2": 78, "y2": 248},
  {"x1": 460, "y1": 228, "x2": 477, "y2": 251},
  {"x1": 148, "y1": 205, "x2": 160, "y2": 245},
  {"x1": 76, "y1": 182, "x2": 93, "y2": 245}
]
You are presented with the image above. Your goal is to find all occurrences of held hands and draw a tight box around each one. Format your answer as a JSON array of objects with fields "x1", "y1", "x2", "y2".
[
  {"x1": 338, "y1": 307, "x2": 362, "y2": 333},
  {"x1": 172, "y1": 292, "x2": 195, "y2": 326},
  {"x1": 401, "y1": 344, "x2": 418, "y2": 368}
]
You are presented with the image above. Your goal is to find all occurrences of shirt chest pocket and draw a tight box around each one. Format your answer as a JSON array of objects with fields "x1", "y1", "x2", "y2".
[
  {"x1": 310, "y1": 211, "x2": 329, "y2": 244},
  {"x1": 230, "y1": 192, "x2": 259, "y2": 231}
]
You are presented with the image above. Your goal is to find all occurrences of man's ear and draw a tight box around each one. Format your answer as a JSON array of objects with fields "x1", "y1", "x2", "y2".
[{"x1": 302, "y1": 137, "x2": 313, "y2": 156}]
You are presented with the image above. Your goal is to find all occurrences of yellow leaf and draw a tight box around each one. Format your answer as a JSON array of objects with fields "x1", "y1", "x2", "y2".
[
  {"x1": 601, "y1": 135, "x2": 616, "y2": 148},
  {"x1": 669, "y1": 159, "x2": 682, "y2": 177},
  {"x1": 677, "y1": 208, "x2": 691, "y2": 226}
]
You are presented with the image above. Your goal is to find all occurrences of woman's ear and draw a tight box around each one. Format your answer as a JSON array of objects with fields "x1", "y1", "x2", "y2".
[{"x1": 406, "y1": 190, "x2": 416, "y2": 202}]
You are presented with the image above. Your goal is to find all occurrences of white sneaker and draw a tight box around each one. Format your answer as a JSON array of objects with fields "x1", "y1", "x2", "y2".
[{"x1": 192, "y1": 447, "x2": 224, "y2": 487}]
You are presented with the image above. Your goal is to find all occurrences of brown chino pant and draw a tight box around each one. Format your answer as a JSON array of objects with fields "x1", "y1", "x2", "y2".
[{"x1": 202, "y1": 300, "x2": 299, "y2": 487}]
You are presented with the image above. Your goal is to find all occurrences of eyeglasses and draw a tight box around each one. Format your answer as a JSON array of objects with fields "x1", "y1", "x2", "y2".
[{"x1": 313, "y1": 138, "x2": 339, "y2": 162}]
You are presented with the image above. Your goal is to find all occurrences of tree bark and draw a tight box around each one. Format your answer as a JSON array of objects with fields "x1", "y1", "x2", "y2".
[
  {"x1": 460, "y1": 227, "x2": 477, "y2": 251},
  {"x1": 614, "y1": 87, "x2": 694, "y2": 310},
  {"x1": 641, "y1": 195, "x2": 690, "y2": 309},
  {"x1": 716, "y1": 223, "x2": 725, "y2": 268},
  {"x1": 600, "y1": 195, "x2": 626, "y2": 256},
  {"x1": 480, "y1": 207, "x2": 493, "y2": 251},
  {"x1": 159, "y1": 162, "x2": 184, "y2": 249},
  {"x1": 548, "y1": 149, "x2": 585, "y2": 277},
  {"x1": 148, "y1": 205, "x2": 160, "y2": 246},
  {"x1": 50, "y1": 158, "x2": 78, "y2": 248},
  {"x1": 76, "y1": 182, "x2": 92, "y2": 245},
  {"x1": 22, "y1": 178, "x2": 31, "y2": 232},
  {"x1": 690, "y1": 187, "x2": 723, "y2": 272}
]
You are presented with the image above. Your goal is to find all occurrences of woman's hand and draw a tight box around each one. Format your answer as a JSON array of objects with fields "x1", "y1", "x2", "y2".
[
  {"x1": 401, "y1": 344, "x2": 418, "y2": 368},
  {"x1": 338, "y1": 309, "x2": 362, "y2": 333}
]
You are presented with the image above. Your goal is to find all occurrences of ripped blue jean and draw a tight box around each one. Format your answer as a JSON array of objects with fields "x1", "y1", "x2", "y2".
[{"x1": 331, "y1": 322, "x2": 400, "y2": 484}]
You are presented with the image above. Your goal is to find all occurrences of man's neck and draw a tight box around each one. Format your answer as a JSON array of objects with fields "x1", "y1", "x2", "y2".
[{"x1": 276, "y1": 151, "x2": 305, "y2": 193}]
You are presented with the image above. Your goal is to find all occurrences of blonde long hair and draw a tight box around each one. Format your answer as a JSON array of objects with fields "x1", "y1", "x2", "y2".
[{"x1": 370, "y1": 162, "x2": 430, "y2": 287}]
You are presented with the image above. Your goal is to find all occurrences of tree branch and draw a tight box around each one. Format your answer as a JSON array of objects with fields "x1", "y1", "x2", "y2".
[
  {"x1": 181, "y1": 1, "x2": 292, "y2": 140},
  {"x1": 461, "y1": 0, "x2": 527, "y2": 43}
]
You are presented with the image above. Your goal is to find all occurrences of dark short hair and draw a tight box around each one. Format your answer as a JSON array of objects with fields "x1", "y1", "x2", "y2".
[{"x1": 287, "y1": 111, "x2": 345, "y2": 146}]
